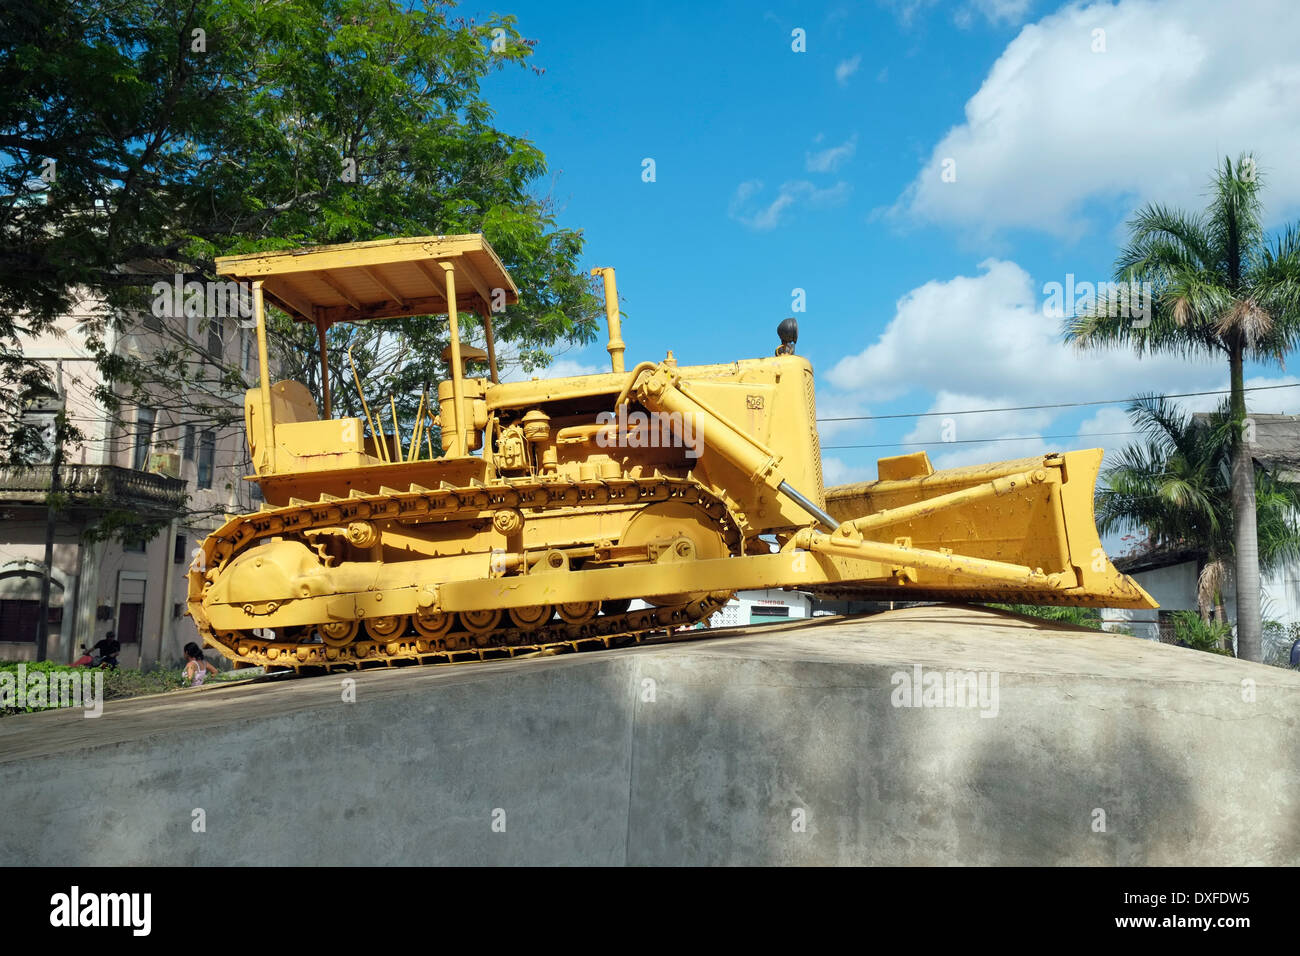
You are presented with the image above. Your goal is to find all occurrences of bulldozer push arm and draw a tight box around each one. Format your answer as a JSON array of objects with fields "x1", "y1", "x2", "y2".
[
  {"x1": 192, "y1": 235, "x2": 1152, "y2": 673},
  {"x1": 619, "y1": 359, "x2": 1153, "y2": 609}
]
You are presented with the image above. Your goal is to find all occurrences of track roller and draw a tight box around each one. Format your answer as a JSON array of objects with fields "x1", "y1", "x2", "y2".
[{"x1": 319, "y1": 620, "x2": 360, "y2": 647}]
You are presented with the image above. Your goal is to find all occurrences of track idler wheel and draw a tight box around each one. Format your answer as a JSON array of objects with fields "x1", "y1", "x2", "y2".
[
  {"x1": 412, "y1": 611, "x2": 454, "y2": 641},
  {"x1": 460, "y1": 609, "x2": 503, "y2": 645},
  {"x1": 365, "y1": 615, "x2": 407, "y2": 640},
  {"x1": 319, "y1": 620, "x2": 360, "y2": 647},
  {"x1": 508, "y1": 604, "x2": 553, "y2": 631},
  {"x1": 558, "y1": 601, "x2": 599, "y2": 625}
]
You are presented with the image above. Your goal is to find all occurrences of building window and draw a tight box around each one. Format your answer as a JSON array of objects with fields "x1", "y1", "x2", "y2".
[
  {"x1": 132, "y1": 408, "x2": 156, "y2": 471},
  {"x1": 197, "y1": 430, "x2": 215, "y2": 489},
  {"x1": 117, "y1": 575, "x2": 146, "y2": 644},
  {"x1": 174, "y1": 534, "x2": 187, "y2": 563},
  {"x1": 0, "y1": 600, "x2": 41, "y2": 641},
  {"x1": 123, "y1": 535, "x2": 146, "y2": 553},
  {"x1": 207, "y1": 315, "x2": 223, "y2": 357},
  {"x1": 182, "y1": 423, "x2": 196, "y2": 462},
  {"x1": 117, "y1": 603, "x2": 143, "y2": 644}
]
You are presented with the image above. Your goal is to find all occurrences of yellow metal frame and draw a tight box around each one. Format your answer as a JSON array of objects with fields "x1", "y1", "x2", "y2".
[
  {"x1": 217, "y1": 234, "x2": 519, "y2": 475},
  {"x1": 193, "y1": 232, "x2": 1156, "y2": 673}
]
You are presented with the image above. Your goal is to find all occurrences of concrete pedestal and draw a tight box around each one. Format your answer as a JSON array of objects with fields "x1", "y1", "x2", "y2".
[{"x1": 2, "y1": 605, "x2": 1296, "y2": 865}]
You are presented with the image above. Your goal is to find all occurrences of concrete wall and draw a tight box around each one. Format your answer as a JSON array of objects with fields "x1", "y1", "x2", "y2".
[{"x1": 2, "y1": 605, "x2": 1297, "y2": 866}]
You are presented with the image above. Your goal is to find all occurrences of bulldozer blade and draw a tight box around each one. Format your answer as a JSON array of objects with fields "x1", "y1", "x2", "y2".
[{"x1": 816, "y1": 449, "x2": 1156, "y2": 609}]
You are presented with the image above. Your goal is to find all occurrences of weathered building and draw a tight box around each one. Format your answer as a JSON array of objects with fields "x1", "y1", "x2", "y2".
[{"x1": 1, "y1": 291, "x2": 266, "y2": 666}]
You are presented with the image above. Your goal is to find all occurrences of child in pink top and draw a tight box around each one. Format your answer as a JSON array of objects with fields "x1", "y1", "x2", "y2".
[{"x1": 183, "y1": 642, "x2": 218, "y2": 687}]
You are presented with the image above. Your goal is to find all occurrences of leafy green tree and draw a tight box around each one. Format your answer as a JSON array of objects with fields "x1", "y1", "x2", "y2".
[
  {"x1": 1066, "y1": 154, "x2": 1300, "y2": 662},
  {"x1": 1096, "y1": 394, "x2": 1300, "y2": 643},
  {"x1": 1, "y1": 0, "x2": 601, "y2": 474}
]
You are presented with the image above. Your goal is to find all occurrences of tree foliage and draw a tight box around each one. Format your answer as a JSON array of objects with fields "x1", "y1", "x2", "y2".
[
  {"x1": 1, "y1": 0, "x2": 602, "y2": 469},
  {"x1": 1097, "y1": 394, "x2": 1300, "y2": 623},
  {"x1": 1064, "y1": 154, "x2": 1300, "y2": 662}
]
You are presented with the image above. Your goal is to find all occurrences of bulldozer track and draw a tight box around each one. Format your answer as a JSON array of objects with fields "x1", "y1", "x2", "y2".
[{"x1": 189, "y1": 475, "x2": 744, "y2": 673}]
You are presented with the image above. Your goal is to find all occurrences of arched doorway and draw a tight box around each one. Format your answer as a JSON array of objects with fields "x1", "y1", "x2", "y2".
[{"x1": 0, "y1": 563, "x2": 65, "y2": 651}]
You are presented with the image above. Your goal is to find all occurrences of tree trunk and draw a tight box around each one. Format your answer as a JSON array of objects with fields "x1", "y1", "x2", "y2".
[{"x1": 1229, "y1": 337, "x2": 1262, "y2": 661}]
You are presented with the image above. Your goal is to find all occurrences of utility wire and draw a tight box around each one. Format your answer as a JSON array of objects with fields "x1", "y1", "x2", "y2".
[
  {"x1": 816, "y1": 382, "x2": 1300, "y2": 423},
  {"x1": 823, "y1": 430, "x2": 1138, "y2": 450}
]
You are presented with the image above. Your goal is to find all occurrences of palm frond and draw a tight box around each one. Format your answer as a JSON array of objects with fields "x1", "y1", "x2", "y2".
[{"x1": 1207, "y1": 153, "x2": 1266, "y2": 291}]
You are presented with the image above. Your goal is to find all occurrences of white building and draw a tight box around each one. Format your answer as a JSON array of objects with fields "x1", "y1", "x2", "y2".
[
  {"x1": 1, "y1": 291, "x2": 264, "y2": 666},
  {"x1": 628, "y1": 588, "x2": 812, "y2": 630},
  {"x1": 1105, "y1": 547, "x2": 1300, "y2": 656},
  {"x1": 707, "y1": 589, "x2": 812, "y2": 628}
]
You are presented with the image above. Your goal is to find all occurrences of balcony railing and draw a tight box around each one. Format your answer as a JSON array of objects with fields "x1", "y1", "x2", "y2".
[{"x1": 0, "y1": 464, "x2": 188, "y2": 512}]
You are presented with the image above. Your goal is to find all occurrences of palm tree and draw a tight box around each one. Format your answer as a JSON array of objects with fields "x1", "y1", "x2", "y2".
[
  {"x1": 1067, "y1": 154, "x2": 1300, "y2": 661},
  {"x1": 1097, "y1": 395, "x2": 1300, "y2": 642}
]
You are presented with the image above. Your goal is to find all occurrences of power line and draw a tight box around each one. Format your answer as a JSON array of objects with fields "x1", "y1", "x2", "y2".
[
  {"x1": 823, "y1": 431, "x2": 1138, "y2": 450},
  {"x1": 816, "y1": 382, "x2": 1300, "y2": 423}
]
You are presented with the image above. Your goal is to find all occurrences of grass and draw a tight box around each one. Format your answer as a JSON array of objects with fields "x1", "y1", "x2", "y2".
[{"x1": 0, "y1": 660, "x2": 255, "y2": 716}]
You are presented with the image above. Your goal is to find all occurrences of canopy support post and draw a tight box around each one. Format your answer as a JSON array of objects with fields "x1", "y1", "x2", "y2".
[
  {"x1": 482, "y1": 306, "x2": 499, "y2": 384},
  {"x1": 315, "y1": 314, "x2": 332, "y2": 418},
  {"x1": 439, "y1": 262, "x2": 468, "y2": 456},
  {"x1": 253, "y1": 279, "x2": 274, "y2": 473}
]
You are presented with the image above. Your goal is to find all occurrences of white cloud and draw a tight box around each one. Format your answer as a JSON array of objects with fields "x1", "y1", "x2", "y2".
[
  {"x1": 895, "y1": 390, "x2": 1054, "y2": 469},
  {"x1": 806, "y1": 134, "x2": 857, "y2": 173},
  {"x1": 1077, "y1": 405, "x2": 1133, "y2": 441},
  {"x1": 822, "y1": 456, "x2": 881, "y2": 486},
  {"x1": 826, "y1": 258, "x2": 1223, "y2": 405},
  {"x1": 494, "y1": 341, "x2": 606, "y2": 384},
  {"x1": 543, "y1": 358, "x2": 606, "y2": 379},
  {"x1": 816, "y1": 256, "x2": 1256, "y2": 475},
  {"x1": 929, "y1": 437, "x2": 1052, "y2": 470},
  {"x1": 729, "y1": 180, "x2": 851, "y2": 231},
  {"x1": 879, "y1": 0, "x2": 939, "y2": 27},
  {"x1": 815, "y1": 389, "x2": 873, "y2": 444},
  {"x1": 817, "y1": 257, "x2": 1300, "y2": 476},
  {"x1": 1075, "y1": 405, "x2": 1137, "y2": 469},
  {"x1": 835, "y1": 55, "x2": 862, "y2": 86},
  {"x1": 957, "y1": 0, "x2": 1034, "y2": 28},
  {"x1": 893, "y1": 0, "x2": 1300, "y2": 237}
]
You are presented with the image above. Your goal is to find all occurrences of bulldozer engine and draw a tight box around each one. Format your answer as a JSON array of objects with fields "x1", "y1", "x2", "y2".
[{"x1": 189, "y1": 234, "x2": 1154, "y2": 672}]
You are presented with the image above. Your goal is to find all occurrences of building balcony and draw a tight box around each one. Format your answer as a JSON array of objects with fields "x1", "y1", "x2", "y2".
[{"x1": 0, "y1": 464, "x2": 188, "y2": 513}]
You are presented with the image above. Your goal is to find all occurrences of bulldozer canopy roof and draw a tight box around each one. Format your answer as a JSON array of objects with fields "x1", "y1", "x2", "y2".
[{"x1": 214, "y1": 234, "x2": 519, "y2": 326}]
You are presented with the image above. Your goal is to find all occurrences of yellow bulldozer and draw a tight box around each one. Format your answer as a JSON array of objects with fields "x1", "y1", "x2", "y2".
[{"x1": 188, "y1": 234, "x2": 1155, "y2": 670}]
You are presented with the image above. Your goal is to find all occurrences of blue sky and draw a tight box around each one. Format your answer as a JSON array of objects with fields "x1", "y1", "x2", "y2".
[{"x1": 473, "y1": 0, "x2": 1300, "y2": 492}]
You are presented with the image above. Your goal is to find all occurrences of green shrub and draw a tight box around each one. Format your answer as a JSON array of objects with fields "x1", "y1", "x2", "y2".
[
  {"x1": 1, "y1": 660, "x2": 188, "y2": 715},
  {"x1": 1170, "y1": 611, "x2": 1233, "y2": 654},
  {"x1": 984, "y1": 603, "x2": 1104, "y2": 630},
  {"x1": 0, "y1": 661, "x2": 108, "y2": 715}
]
